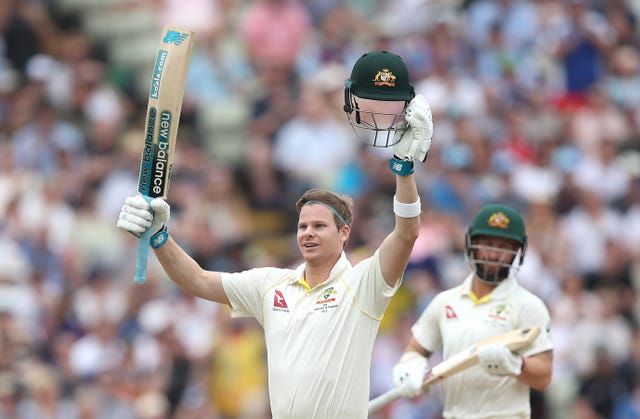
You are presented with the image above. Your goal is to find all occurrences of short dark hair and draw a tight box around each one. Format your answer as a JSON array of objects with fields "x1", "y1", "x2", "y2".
[{"x1": 296, "y1": 189, "x2": 354, "y2": 228}]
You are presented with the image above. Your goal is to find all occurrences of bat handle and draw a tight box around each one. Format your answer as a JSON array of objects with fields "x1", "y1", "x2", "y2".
[
  {"x1": 368, "y1": 388, "x2": 403, "y2": 415},
  {"x1": 134, "y1": 195, "x2": 153, "y2": 283}
]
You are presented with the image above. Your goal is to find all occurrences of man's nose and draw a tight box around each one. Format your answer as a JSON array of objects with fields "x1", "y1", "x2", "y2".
[{"x1": 486, "y1": 247, "x2": 503, "y2": 259}]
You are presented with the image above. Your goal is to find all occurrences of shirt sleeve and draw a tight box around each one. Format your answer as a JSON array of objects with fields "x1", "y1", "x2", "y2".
[
  {"x1": 411, "y1": 291, "x2": 448, "y2": 353},
  {"x1": 517, "y1": 292, "x2": 554, "y2": 357},
  {"x1": 221, "y1": 267, "x2": 290, "y2": 324},
  {"x1": 347, "y1": 249, "x2": 402, "y2": 319}
]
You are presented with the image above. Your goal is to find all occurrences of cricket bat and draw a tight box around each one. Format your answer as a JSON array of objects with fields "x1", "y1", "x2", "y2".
[
  {"x1": 134, "y1": 25, "x2": 194, "y2": 283},
  {"x1": 368, "y1": 326, "x2": 541, "y2": 414}
]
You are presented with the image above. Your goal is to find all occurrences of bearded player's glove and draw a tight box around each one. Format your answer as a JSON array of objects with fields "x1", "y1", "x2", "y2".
[
  {"x1": 392, "y1": 351, "x2": 429, "y2": 398},
  {"x1": 392, "y1": 94, "x2": 433, "y2": 162},
  {"x1": 477, "y1": 343, "x2": 523, "y2": 376},
  {"x1": 117, "y1": 195, "x2": 170, "y2": 246}
]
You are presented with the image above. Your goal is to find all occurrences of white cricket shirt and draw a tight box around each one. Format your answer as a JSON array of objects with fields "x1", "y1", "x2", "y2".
[
  {"x1": 412, "y1": 273, "x2": 553, "y2": 419},
  {"x1": 221, "y1": 250, "x2": 400, "y2": 419}
]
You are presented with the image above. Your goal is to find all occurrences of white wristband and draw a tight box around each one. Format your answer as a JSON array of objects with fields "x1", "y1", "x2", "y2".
[{"x1": 394, "y1": 195, "x2": 421, "y2": 218}]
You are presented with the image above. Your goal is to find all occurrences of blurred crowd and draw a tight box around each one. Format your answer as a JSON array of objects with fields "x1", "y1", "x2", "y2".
[{"x1": 0, "y1": 0, "x2": 639, "y2": 418}]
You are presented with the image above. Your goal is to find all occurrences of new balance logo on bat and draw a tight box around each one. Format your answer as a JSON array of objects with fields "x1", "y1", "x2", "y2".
[{"x1": 163, "y1": 30, "x2": 189, "y2": 45}]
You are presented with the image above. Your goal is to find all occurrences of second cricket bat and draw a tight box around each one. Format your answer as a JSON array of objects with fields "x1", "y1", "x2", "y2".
[
  {"x1": 368, "y1": 326, "x2": 541, "y2": 414},
  {"x1": 134, "y1": 25, "x2": 194, "y2": 283}
]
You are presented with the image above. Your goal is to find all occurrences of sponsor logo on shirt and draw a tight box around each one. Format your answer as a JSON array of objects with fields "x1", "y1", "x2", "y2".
[
  {"x1": 314, "y1": 287, "x2": 338, "y2": 313},
  {"x1": 273, "y1": 290, "x2": 289, "y2": 312},
  {"x1": 445, "y1": 304, "x2": 458, "y2": 319},
  {"x1": 488, "y1": 303, "x2": 509, "y2": 321}
]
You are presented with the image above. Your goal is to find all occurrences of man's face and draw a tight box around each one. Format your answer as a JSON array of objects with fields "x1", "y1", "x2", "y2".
[
  {"x1": 470, "y1": 235, "x2": 521, "y2": 282},
  {"x1": 297, "y1": 204, "x2": 349, "y2": 266}
]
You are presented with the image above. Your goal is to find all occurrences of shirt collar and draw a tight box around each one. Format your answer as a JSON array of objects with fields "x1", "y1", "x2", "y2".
[
  {"x1": 289, "y1": 252, "x2": 351, "y2": 288},
  {"x1": 460, "y1": 272, "x2": 518, "y2": 302}
]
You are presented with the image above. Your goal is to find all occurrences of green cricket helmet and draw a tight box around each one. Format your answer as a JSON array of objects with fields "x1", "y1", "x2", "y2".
[
  {"x1": 344, "y1": 51, "x2": 415, "y2": 147},
  {"x1": 465, "y1": 204, "x2": 528, "y2": 284}
]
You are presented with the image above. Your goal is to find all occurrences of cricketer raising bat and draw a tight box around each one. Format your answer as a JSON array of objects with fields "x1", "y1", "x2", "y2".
[
  {"x1": 368, "y1": 326, "x2": 541, "y2": 414},
  {"x1": 134, "y1": 25, "x2": 193, "y2": 283}
]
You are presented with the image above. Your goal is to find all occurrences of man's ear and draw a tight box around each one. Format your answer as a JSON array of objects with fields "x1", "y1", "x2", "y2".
[{"x1": 340, "y1": 224, "x2": 351, "y2": 243}]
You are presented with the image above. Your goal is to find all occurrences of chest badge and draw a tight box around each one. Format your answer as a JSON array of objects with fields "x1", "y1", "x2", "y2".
[
  {"x1": 273, "y1": 290, "x2": 289, "y2": 312},
  {"x1": 445, "y1": 304, "x2": 458, "y2": 319},
  {"x1": 488, "y1": 304, "x2": 510, "y2": 321},
  {"x1": 314, "y1": 287, "x2": 339, "y2": 313}
]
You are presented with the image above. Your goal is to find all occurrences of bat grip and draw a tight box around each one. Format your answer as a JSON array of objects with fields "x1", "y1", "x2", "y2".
[
  {"x1": 368, "y1": 388, "x2": 402, "y2": 415},
  {"x1": 133, "y1": 195, "x2": 154, "y2": 283}
]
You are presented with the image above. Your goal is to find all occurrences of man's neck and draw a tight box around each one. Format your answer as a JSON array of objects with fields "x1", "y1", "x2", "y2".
[
  {"x1": 304, "y1": 270, "x2": 331, "y2": 289},
  {"x1": 472, "y1": 277, "x2": 498, "y2": 300},
  {"x1": 304, "y1": 254, "x2": 341, "y2": 289}
]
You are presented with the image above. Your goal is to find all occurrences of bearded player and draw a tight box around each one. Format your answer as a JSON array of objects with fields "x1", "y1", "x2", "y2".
[{"x1": 392, "y1": 204, "x2": 553, "y2": 418}]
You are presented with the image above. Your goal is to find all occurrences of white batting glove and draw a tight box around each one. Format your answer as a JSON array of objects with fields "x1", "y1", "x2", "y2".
[
  {"x1": 116, "y1": 195, "x2": 170, "y2": 238},
  {"x1": 392, "y1": 351, "x2": 429, "y2": 398},
  {"x1": 477, "y1": 343, "x2": 523, "y2": 376},
  {"x1": 393, "y1": 94, "x2": 433, "y2": 162}
]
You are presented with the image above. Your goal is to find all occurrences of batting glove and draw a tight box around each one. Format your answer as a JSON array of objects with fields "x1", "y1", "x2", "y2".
[
  {"x1": 117, "y1": 195, "x2": 170, "y2": 238},
  {"x1": 477, "y1": 343, "x2": 523, "y2": 376},
  {"x1": 392, "y1": 351, "x2": 429, "y2": 398},
  {"x1": 392, "y1": 94, "x2": 433, "y2": 162}
]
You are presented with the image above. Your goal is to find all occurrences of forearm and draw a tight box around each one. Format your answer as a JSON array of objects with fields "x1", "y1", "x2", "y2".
[
  {"x1": 154, "y1": 236, "x2": 229, "y2": 304},
  {"x1": 395, "y1": 172, "x2": 419, "y2": 203},
  {"x1": 394, "y1": 174, "x2": 421, "y2": 240},
  {"x1": 405, "y1": 336, "x2": 431, "y2": 359},
  {"x1": 379, "y1": 174, "x2": 421, "y2": 285},
  {"x1": 517, "y1": 351, "x2": 553, "y2": 391}
]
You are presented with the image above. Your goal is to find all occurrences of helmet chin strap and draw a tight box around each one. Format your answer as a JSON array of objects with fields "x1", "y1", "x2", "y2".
[{"x1": 354, "y1": 101, "x2": 361, "y2": 125}]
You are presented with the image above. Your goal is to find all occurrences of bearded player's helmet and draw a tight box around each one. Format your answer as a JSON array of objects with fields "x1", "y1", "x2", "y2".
[
  {"x1": 465, "y1": 204, "x2": 528, "y2": 284},
  {"x1": 344, "y1": 51, "x2": 415, "y2": 147}
]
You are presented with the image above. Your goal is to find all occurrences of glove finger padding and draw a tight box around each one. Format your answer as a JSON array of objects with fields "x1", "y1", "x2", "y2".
[
  {"x1": 150, "y1": 198, "x2": 170, "y2": 224},
  {"x1": 116, "y1": 218, "x2": 147, "y2": 236},
  {"x1": 406, "y1": 94, "x2": 430, "y2": 122},
  {"x1": 477, "y1": 343, "x2": 523, "y2": 376},
  {"x1": 393, "y1": 94, "x2": 433, "y2": 162},
  {"x1": 117, "y1": 195, "x2": 152, "y2": 237},
  {"x1": 392, "y1": 351, "x2": 429, "y2": 398},
  {"x1": 120, "y1": 206, "x2": 152, "y2": 222},
  {"x1": 125, "y1": 194, "x2": 151, "y2": 211},
  {"x1": 147, "y1": 198, "x2": 170, "y2": 236},
  {"x1": 116, "y1": 195, "x2": 170, "y2": 237}
]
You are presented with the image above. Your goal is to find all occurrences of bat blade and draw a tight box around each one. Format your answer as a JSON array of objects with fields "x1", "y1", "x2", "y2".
[
  {"x1": 134, "y1": 24, "x2": 193, "y2": 284},
  {"x1": 368, "y1": 326, "x2": 541, "y2": 414}
]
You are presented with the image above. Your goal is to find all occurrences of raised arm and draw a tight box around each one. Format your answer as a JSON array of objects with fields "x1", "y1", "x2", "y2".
[
  {"x1": 379, "y1": 173, "x2": 421, "y2": 286},
  {"x1": 117, "y1": 195, "x2": 229, "y2": 304},
  {"x1": 379, "y1": 94, "x2": 433, "y2": 286}
]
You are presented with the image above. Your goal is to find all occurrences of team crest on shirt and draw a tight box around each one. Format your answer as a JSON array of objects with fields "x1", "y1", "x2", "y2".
[
  {"x1": 272, "y1": 290, "x2": 290, "y2": 312},
  {"x1": 486, "y1": 303, "x2": 510, "y2": 326},
  {"x1": 314, "y1": 287, "x2": 339, "y2": 313}
]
